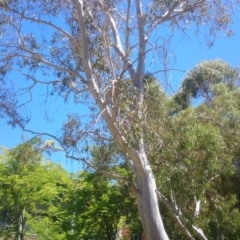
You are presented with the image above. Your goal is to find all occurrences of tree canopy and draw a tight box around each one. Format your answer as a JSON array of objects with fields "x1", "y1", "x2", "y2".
[
  {"x1": 0, "y1": 139, "x2": 72, "y2": 240},
  {"x1": 152, "y1": 61, "x2": 240, "y2": 239},
  {"x1": 66, "y1": 171, "x2": 141, "y2": 240},
  {"x1": 174, "y1": 59, "x2": 240, "y2": 110},
  {"x1": 0, "y1": 140, "x2": 142, "y2": 240}
]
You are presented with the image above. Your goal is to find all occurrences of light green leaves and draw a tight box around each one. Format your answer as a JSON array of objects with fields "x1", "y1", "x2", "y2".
[{"x1": 0, "y1": 140, "x2": 72, "y2": 240}]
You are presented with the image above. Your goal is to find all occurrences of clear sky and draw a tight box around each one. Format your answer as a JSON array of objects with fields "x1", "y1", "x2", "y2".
[{"x1": 0, "y1": 7, "x2": 240, "y2": 172}]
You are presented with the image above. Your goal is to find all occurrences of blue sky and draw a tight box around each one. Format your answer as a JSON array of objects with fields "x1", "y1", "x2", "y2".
[{"x1": 0, "y1": 8, "x2": 240, "y2": 172}]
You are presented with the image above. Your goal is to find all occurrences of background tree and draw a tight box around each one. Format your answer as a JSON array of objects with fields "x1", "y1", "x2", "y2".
[
  {"x1": 153, "y1": 61, "x2": 240, "y2": 239},
  {"x1": 0, "y1": 139, "x2": 72, "y2": 240},
  {"x1": 173, "y1": 59, "x2": 240, "y2": 110},
  {"x1": 0, "y1": 1, "x2": 239, "y2": 239},
  {"x1": 66, "y1": 171, "x2": 141, "y2": 240}
]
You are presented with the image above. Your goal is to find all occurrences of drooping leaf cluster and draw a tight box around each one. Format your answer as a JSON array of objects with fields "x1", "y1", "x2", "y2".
[{"x1": 174, "y1": 59, "x2": 240, "y2": 110}]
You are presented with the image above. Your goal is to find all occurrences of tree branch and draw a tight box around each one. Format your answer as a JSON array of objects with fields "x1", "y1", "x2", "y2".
[
  {"x1": 74, "y1": 0, "x2": 93, "y2": 82},
  {"x1": 67, "y1": 155, "x2": 135, "y2": 186},
  {"x1": 8, "y1": 7, "x2": 74, "y2": 43},
  {"x1": 15, "y1": 48, "x2": 87, "y2": 84},
  {"x1": 156, "y1": 190, "x2": 208, "y2": 240},
  {"x1": 108, "y1": 11, "x2": 136, "y2": 80},
  {"x1": 135, "y1": 0, "x2": 146, "y2": 87},
  {"x1": 21, "y1": 128, "x2": 137, "y2": 191},
  {"x1": 148, "y1": 1, "x2": 207, "y2": 34},
  {"x1": 125, "y1": 0, "x2": 131, "y2": 60}
]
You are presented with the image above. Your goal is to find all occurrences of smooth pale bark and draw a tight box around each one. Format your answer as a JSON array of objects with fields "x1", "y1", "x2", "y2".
[
  {"x1": 90, "y1": 86, "x2": 169, "y2": 239},
  {"x1": 134, "y1": 152, "x2": 169, "y2": 240}
]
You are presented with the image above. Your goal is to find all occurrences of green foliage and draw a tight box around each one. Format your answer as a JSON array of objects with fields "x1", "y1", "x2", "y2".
[
  {"x1": 0, "y1": 0, "x2": 239, "y2": 236},
  {"x1": 85, "y1": 65, "x2": 240, "y2": 239},
  {"x1": 66, "y1": 171, "x2": 141, "y2": 240},
  {"x1": 174, "y1": 59, "x2": 240, "y2": 111},
  {"x1": 0, "y1": 140, "x2": 142, "y2": 240},
  {"x1": 152, "y1": 60, "x2": 240, "y2": 239},
  {"x1": 0, "y1": 139, "x2": 72, "y2": 240}
]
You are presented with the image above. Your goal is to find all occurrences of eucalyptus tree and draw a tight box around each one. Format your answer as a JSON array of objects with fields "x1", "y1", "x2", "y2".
[
  {"x1": 0, "y1": 1, "x2": 239, "y2": 239},
  {"x1": 174, "y1": 59, "x2": 240, "y2": 111},
  {"x1": 154, "y1": 60, "x2": 240, "y2": 239}
]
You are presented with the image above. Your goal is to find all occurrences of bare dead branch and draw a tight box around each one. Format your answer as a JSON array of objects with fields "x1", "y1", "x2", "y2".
[{"x1": 135, "y1": 0, "x2": 146, "y2": 87}]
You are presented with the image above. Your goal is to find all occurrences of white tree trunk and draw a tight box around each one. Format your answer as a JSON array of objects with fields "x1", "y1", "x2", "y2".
[{"x1": 134, "y1": 152, "x2": 169, "y2": 240}]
